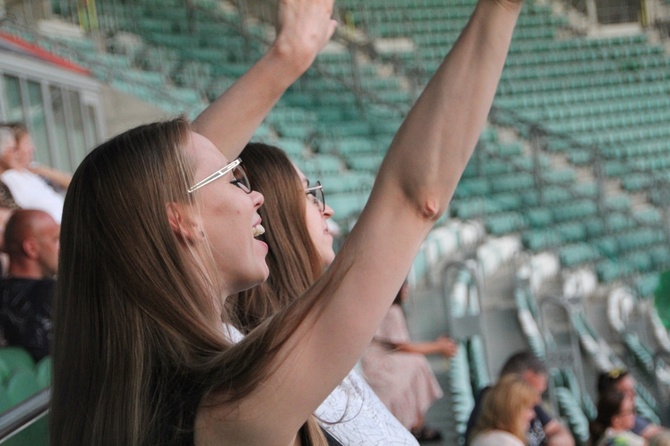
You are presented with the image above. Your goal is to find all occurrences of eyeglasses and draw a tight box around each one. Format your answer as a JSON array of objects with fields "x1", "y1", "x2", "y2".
[
  {"x1": 188, "y1": 158, "x2": 252, "y2": 194},
  {"x1": 305, "y1": 181, "x2": 325, "y2": 213}
]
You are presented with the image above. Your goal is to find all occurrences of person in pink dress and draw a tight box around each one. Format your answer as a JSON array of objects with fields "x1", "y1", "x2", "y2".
[{"x1": 361, "y1": 280, "x2": 458, "y2": 442}]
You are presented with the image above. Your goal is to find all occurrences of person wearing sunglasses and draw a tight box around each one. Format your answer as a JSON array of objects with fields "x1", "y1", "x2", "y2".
[
  {"x1": 50, "y1": 0, "x2": 524, "y2": 443},
  {"x1": 228, "y1": 142, "x2": 419, "y2": 445}
]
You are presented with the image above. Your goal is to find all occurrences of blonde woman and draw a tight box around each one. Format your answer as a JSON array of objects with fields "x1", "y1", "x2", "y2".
[{"x1": 469, "y1": 375, "x2": 539, "y2": 446}]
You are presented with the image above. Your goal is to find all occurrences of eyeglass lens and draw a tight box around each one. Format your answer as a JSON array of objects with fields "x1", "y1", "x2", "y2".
[
  {"x1": 231, "y1": 166, "x2": 252, "y2": 193},
  {"x1": 306, "y1": 182, "x2": 325, "y2": 212}
]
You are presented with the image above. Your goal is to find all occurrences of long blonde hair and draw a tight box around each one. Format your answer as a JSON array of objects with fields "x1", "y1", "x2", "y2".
[
  {"x1": 51, "y1": 119, "x2": 336, "y2": 445},
  {"x1": 470, "y1": 374, "x2": 537, "y2": 444}
]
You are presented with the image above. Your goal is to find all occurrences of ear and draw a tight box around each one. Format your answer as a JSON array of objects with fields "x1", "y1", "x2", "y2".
[
  {"x1": 22, "y1": 237, "x2": 39, "y2": 259},
  {"x1": 166, "y1": 202, "x2": 200, "y2": 244}
]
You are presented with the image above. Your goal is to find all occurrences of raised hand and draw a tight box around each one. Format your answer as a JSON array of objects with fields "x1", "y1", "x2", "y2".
[{"x1": 273, "y1": 0, "x2": 338, "y2": 74}]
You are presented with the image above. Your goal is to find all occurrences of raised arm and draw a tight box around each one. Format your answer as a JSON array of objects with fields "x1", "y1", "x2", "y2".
[
  {"x1": 268, "y1": 0, "x2": 520, "y2": 436},
  {"x1": 213, "y1": 0, "x2": 523, "y2": 443},
  {"x1": 191, "y1": 0, "x2": 337, "y2": 158}
]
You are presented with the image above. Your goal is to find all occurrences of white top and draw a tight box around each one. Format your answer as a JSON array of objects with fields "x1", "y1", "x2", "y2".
[
  {"x1": 222, "y1": 324, "x2": 418, "y2": 445},
  {"x1": 1, "y1": 170, "x2": 64, "y2": 223},
  {"x1": 471, "y1": 430, "x2": 524, "y2": 446}
]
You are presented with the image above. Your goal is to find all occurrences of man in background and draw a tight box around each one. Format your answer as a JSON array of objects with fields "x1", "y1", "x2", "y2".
[{"x1": 0, "y1": 209, "x2": 59, "y2": 361}]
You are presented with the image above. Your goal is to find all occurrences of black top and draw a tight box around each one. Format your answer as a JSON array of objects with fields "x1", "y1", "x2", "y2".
[{"x1": 0, "y1": 277, "x2": 55, "y2": 361}]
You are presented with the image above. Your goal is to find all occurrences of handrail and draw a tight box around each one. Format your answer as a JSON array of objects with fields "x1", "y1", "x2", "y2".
[{"x1": 0, "y1": 388, "x2": 50, "y2": 443}]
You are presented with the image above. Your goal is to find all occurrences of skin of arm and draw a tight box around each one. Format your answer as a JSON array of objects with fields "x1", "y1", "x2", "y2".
[
  {"x1": 191, "y1": 0, "x2": 337, "y2": 160},
  {"x1": 640, "y1": 424, "x2": 664, "y2": 440},
  {"x1": 544, "y1": 420, "x2": 576, "y2": 446},
  {"x1": 393, "y1": 336, "x2": 458, "y2": 358},
  {"x1": 28, "y1": 164, "x2": 72, "y2": 189},
  {"x1": 197, "y1": 0, "x2": 523, "y2": 444}
]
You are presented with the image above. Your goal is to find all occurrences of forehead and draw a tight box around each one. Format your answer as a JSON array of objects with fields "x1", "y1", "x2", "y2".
[
  {"x1": 185, "y1": 132, "x2": 228, "y2": 174},
  {"x1": 616, "y1": 375, "x2": 635, "y2": 389},
  {"x1": 292, "y1": 163, "x2": 308, "y2": 185}
]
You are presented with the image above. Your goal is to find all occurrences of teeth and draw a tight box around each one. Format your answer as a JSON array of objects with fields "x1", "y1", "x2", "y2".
[{"x1": 252, "y1": 224, "x2": 265, "y2": 237}]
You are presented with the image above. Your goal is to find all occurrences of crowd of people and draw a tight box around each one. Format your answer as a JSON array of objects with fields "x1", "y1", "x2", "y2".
[
  {"x1": 0, "y1": 122, "x2": 68, "y2": 363},
  {"x1": 1, "y1": 0, "x2": 670, "y2": 444}
]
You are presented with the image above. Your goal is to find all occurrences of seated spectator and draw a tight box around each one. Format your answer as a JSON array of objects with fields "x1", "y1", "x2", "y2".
[
  {"x1": 589, "y1": 391, "x2": 645, "y2": 446},
  {"x1": 361, "y1": 280, "x2": 458, "y2": 442},
  {"x1": 465, "y1": 350, "x2": 574, "y2": 446},
  {"x1": 0, "y1": 209, "x2": 59, "y2": 360},
  {"x1": 0, "y1": 123, "x2": 68, "y2": 223},
  {"x1": 469, "y1": 374, "x2": 539, "y2": 446},
  {"x1": 598, "y1": 369, "x2": 665, "y2": 440}
]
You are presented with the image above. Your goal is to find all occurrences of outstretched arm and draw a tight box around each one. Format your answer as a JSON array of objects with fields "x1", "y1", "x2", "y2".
[
  {"x1": 393, "y1": 336, "x2": 458, "y2": 358},
  {"x1": 214, "y1": 0, "x2": 523, "y2": 443},
  {"x1": 191, "y1": 0, "x2": 337, "y2": 158}
]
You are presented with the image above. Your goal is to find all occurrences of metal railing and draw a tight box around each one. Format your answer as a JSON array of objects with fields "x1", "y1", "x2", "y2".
[{"x1": 0, "y1": 389, "x2": 49, "y2": 444}]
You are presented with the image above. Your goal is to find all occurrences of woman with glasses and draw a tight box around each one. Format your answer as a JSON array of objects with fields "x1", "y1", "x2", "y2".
[
  {"x1": 50, "y1": 0, "x2": 523, "y2": 443},
  {"x1": 229, "y1": 142, "x2": 418, "y2": 445},
  {"x1": 597, "y1": 369, "x2": 664, "y2": 441},
  {"x1": 590, "y1": 391, "x2": 645, "y2": 446}
]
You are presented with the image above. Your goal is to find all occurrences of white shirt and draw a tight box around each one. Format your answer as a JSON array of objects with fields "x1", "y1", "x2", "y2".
[
  {"x1": 1, "y1": 170, "x2": 64, "y2": 223},
  {"x1": 222, "y1": 324, "x2": 418, "y2": 445}
]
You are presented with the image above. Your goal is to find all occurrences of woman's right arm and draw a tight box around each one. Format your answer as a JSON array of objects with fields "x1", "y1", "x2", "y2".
[{"x1": 191, "y1": 0, "x2": 337, "y2": 159}]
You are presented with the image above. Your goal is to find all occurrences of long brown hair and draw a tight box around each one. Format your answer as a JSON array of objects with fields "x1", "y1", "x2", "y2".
[
  {"x1": 470, "y1": 374, "x2": 537, "y2": 444},
  {"x1": 229, "y1": 142, "x2": 329, "y2": 443},
  {"x1": 230, "y1": 142, "x2": 323, "y2": 333},
  {"x1": 589, "y1": 390, "x2": 626, "y2": 443},
  {"x1": 51, "y1": 120, "x2": 336, "y2": 445}
]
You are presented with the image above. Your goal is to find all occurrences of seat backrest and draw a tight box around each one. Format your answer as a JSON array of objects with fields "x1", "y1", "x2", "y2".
[
  {"x1": 6, "y1": 369, "x2": 40, "y2": 406},
  {"x1": 0, "y1": 348, "x2": 35, "y2": 377},
  {"x1": 35, "y1": 356, "x2": 51, "y2": 389}
]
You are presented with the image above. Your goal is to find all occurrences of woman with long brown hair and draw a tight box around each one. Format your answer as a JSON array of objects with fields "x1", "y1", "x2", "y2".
[
  {"x1": 230, "y1": 142, "x2": 419, "y2": 444},
  {"x1": 50, "y1": 0, "x2": 523, "y2": 443}
]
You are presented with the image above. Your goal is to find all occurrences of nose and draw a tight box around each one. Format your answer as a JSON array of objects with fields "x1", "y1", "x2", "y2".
[
  {"x1": 251, "y1": 190, "x2": 264, "y2": 208},
  {"x1": 322, "y1": 203, "x2": 334, "y2": 217}
]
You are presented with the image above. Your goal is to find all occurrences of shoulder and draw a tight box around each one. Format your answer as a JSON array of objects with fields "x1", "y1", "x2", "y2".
[
  {"x1": 1, "y1": 277, "x2": 54, "y2": 294},
  {"x1": 471, "y1": 430, "x2": 524, "y2": 446},
  {"x1": 534, "y1": 404, "x2": 553, "y2": 424},
  {"x1": 632, "y1": 416, "x2": 650, "y2": 435}
]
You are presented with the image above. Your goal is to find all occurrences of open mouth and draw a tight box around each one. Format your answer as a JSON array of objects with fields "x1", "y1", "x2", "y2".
[{"x1": 252, "y1": 224, "x2": 265, "y2": 238}]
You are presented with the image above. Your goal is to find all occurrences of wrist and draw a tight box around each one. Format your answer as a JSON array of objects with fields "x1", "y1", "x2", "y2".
[{"x1": 265, "y1": 38, "x2": 317, "y2": 82}]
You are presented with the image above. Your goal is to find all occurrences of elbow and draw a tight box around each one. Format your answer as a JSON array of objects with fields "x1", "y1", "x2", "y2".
[{"x1": 409, "y1": 191, "x2": 448, "y2": 223}]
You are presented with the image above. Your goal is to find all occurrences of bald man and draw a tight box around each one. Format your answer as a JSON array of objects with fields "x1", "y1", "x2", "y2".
[{"x1": 0, "y1": 209, "x2": 59, "y2": 361}]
